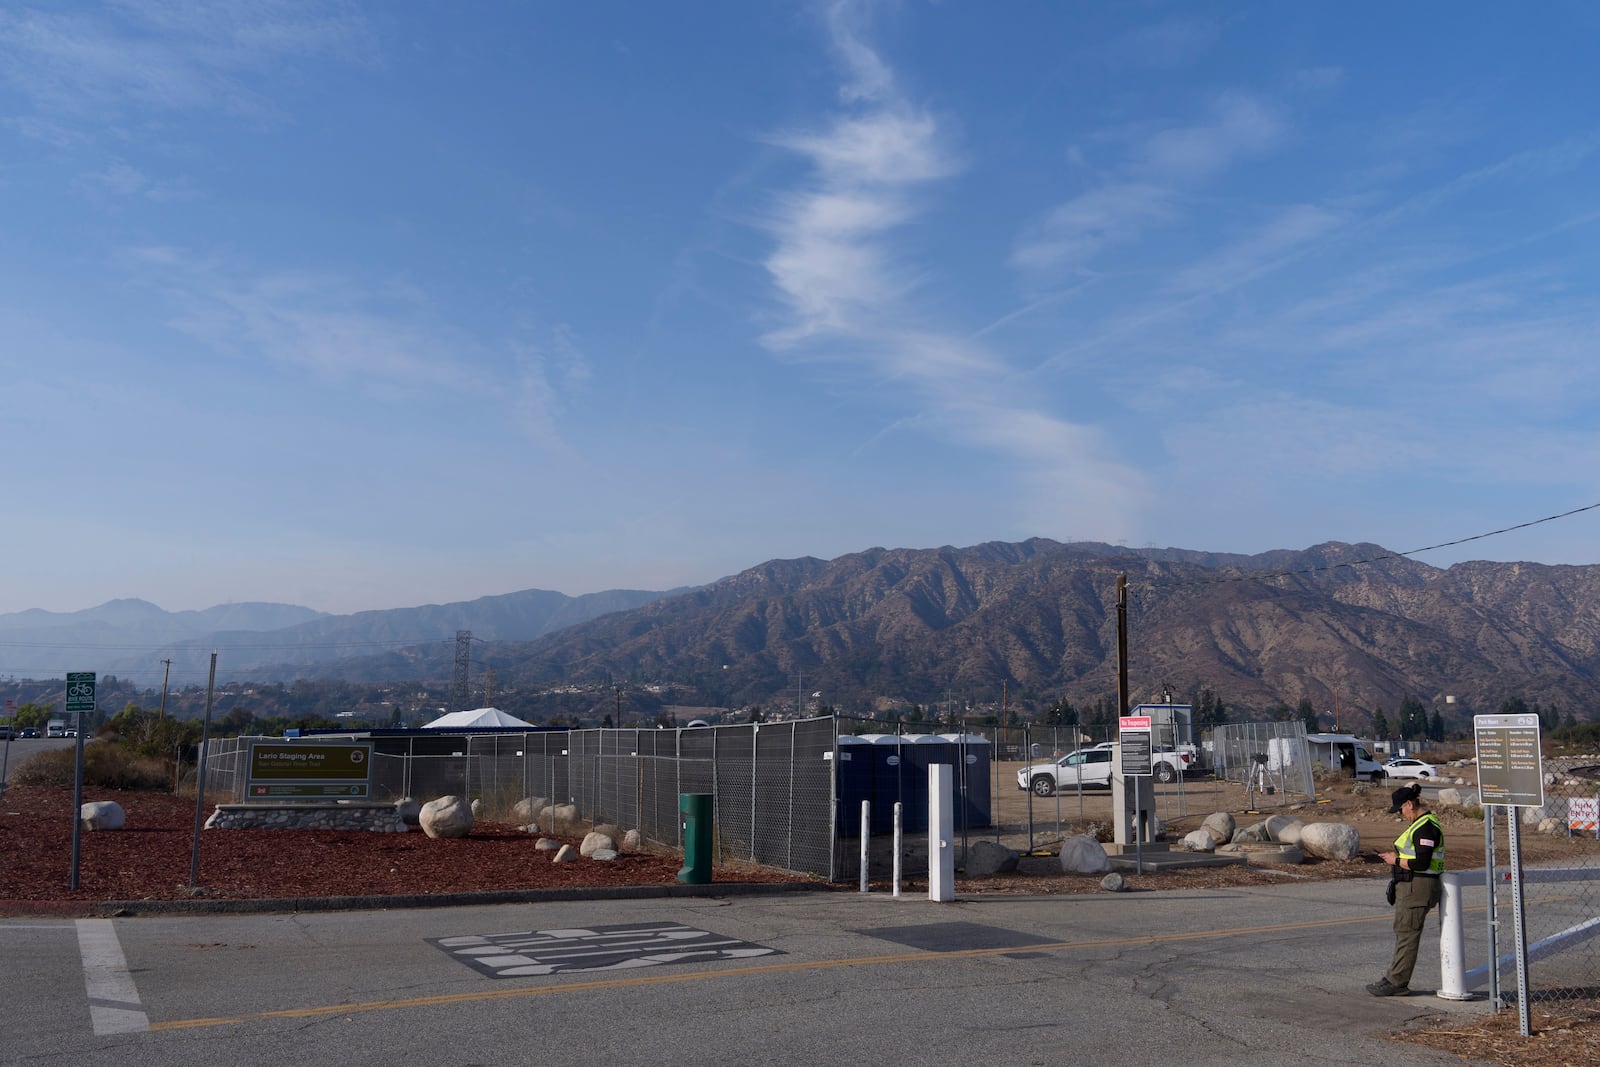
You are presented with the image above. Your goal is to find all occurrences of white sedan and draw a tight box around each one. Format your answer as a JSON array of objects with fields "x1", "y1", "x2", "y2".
[{"x1": 1383, "y1": 757, "x2": 1437, "y2": 780}]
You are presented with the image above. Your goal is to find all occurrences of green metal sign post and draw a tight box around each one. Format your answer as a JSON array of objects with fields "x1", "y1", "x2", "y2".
[{"x1": 67, "y1": 671, "x2": 95, "y2": 890}]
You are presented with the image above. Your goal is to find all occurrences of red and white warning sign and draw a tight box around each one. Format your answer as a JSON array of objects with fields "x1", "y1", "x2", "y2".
[{"x1": 1569, "y1": 796, "x2": 1600, "y2": 834}]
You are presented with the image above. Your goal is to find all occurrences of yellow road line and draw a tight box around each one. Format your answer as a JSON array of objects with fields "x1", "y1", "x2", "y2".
[{"x1": 150, "y1": 909, "x2": 1393, "y2": 1031}]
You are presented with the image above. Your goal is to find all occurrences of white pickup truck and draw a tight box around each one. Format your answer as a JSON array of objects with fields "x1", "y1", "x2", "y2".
[{"x1": 1017, "y1": 742, "x2": 1194, "y2": 795}]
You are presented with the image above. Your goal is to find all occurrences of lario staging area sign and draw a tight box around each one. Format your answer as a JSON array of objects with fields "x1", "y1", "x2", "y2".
[{"x1": 246, "y1": 740, "x2": 373, "y2": 798}]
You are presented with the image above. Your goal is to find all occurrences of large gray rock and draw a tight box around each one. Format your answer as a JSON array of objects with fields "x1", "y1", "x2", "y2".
[
  {"x1": 1100, "y1": 872, "x2": 1126, "y2": 892},
  {"x1": 1264, "y1": 815, "x2": 1302, "y2": 841},
  {"x1": 395, "y1": 798, "x2": 421, "y2": 827},
  {"x1": 1059, "y1": 834, "x2": 1111, "y2": 874},
  {"x1": 553, "y1": 843, "x2": 578, "y2": 863},
  {"x1": 1200, "y1": 811, "x2": 1235, "y2": 845},
  {"x1": 580, "y1": 831, "x2": 616, "y2": 858},
  {"x1": 512, "y1": 796, "x2": 548, "y2": 822},
  {"x1": 1298, "y1": 821, "x2": 1360, "y2": 860},
  {"x1": 1180, "y1": 829, "x2": 1216, "y2": 852},
  {"x1": 80, "y1": 801, "x2": 125, "y2": 831},
  {"x1": 1436, "y1": 787, "x2": 1479, "y2": 810},
  {"x1": 534, "y1": 837, "x2": 561, "y2": 851},
  {"x1": 622, "y1": 829, "x2": 643, "y2": 852},
  {"x1": 590, "y1": 848, "x2": 620, "y2": 861},
  {"x1": 1232, "y1": 821, "x2": 1271, "y2": 844},
  {"x1": 962, "y1": 840, "x2": 1019, "y2": 877},
  {"x1": 419, "y1": 795, "x2": 473, "y2": 839},
  {"x1": 541, "y1": 803, "x2": 579, "y2": 832}
]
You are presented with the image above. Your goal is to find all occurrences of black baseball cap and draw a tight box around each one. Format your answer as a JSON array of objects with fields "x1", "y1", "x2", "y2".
[{"x1": 1388, "y1": 784, "x2": 1421, "y2": 813}]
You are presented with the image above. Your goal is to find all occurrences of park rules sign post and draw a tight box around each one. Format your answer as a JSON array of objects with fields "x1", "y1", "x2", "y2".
[{"x1": 1473, "y1": 713, "x2": 1544, "y2": 808}]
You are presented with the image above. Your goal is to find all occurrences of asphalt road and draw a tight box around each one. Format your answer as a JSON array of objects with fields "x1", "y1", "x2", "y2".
[{"x1": 0, "y1": 878, "x2": 1499, "y2": 1066}]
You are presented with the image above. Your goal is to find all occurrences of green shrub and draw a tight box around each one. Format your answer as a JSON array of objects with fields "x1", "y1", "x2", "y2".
[{"x1": 11, "y1": 744, "x2": 172, "y2": 790}]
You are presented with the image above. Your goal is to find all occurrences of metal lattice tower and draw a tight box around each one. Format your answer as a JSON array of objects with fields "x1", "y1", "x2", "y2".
[{"x1": 451, "y1": 630, "x2": 471, "y2": 712}]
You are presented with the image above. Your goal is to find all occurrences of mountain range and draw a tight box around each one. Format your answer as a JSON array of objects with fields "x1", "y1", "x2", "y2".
[{"x1": 4, "y1": 539, "x2": 1598, "y2": 729}]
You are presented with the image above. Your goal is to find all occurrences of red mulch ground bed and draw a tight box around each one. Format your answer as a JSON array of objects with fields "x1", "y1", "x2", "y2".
[{"x1": 0, "y1": 785, "x2": 812, "y2": 911}]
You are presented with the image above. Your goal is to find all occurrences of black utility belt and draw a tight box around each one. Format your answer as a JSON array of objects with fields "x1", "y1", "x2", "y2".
[{"x1": 1393, "y1": 867, "x2": 1441, "y2": 881}]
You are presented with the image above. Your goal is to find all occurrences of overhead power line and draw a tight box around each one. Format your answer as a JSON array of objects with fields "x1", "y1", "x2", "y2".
[{"x1": 1148, "y1": 500, "x2": 1600, "y2": 588}]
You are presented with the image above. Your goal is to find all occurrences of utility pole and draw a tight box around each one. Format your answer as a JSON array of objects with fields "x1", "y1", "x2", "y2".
[
  {"x1": 1116, "y1": 573, "x2": 1129, "y2": 716},
  {"x1": 157, "y1": 659, "x2": 172, "y2": 720}
]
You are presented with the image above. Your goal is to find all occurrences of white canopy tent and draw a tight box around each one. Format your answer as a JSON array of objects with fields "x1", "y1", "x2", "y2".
[{"x1": 422, "y1": 707, "x2": 537, "y2": 729}]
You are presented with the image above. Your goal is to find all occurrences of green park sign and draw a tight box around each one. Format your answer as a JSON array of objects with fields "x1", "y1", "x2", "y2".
[
  {"x1": 1473, "y1": 713, "x2": 1544, "y2": 808},
  {"x1": 246, "y1": 740, "x2": 373, "y2": 799}
]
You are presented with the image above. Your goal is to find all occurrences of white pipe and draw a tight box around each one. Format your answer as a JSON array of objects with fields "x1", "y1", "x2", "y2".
[
  {"x1": 859, "y1": 800, "x2": 870, "y2": 893},
  {"x1": 893, "y1": 802, "x2": 903, "y2": 897},
  {"x1": 1437, "y1": 870, "x2": 1479, "y2": 1000}
]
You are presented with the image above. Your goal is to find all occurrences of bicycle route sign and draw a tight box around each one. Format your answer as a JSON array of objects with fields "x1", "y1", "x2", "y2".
[{"x1": 66, "y1": 672, "x2": 96, "y2": 714}]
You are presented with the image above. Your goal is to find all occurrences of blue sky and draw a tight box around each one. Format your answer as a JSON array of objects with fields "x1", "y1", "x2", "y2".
[{"x1": 3, "y1": 1, "x2": 1598, "y2": 616}]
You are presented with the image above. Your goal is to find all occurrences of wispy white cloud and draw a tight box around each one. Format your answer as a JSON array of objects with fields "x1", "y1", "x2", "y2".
[
  {"x1": 1135, "y1": 94, "x2": 1284, "y2": 180},
  {"x1": 119, "y1": 245, "x2": 586, "y2": 446},
  {"x1": 760, "y1": 10, "x2": 1151, "y2": 536},
  {"x1": 0, "y1": 1, "x2": 375, "y2": 126},
  {"x1": 1167, "y1": 204, "x2": 1344, "y2": 293},
  {"x1": 1011, "y1": 183, "x2": 1172, "y2": 272}
]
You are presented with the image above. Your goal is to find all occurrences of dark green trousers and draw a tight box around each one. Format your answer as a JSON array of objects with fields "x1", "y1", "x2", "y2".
[{"x1": 1386, "y1": 874, "x2": 1443, "y2": 988}]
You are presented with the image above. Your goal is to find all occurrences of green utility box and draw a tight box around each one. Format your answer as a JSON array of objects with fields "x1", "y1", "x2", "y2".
[{"x1": 677, "y1": 792, "x2": 713, "y2": 884}]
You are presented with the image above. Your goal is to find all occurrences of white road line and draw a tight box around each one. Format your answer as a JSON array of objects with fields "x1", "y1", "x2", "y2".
[{"x1": 75, "y1": 919, "x2": 149, "y2": 1034}]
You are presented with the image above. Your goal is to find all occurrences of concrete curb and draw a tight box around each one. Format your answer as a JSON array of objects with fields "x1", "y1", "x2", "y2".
[{"x1": 82, "y1": 879, "x2": 839, "y2": 917}]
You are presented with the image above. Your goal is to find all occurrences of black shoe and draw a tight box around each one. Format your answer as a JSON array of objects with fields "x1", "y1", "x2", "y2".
[{"x1": 1366, "y1": 978, "x2": 1409, "y2": 997}]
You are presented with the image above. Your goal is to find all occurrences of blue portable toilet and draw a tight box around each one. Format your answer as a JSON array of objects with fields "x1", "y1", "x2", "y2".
[
  {"x1": 831, "y1": 735, "x2": 873, "y2": 835},
  {"x1": 937, "y1": 733, "x2": 993, "y2": 829},
  {"x1": 895, "y1": 733, "x2": 946, "y2": 833},
  {"x1": 858, "y1": 734, "x2": 917, "y2": 833}
]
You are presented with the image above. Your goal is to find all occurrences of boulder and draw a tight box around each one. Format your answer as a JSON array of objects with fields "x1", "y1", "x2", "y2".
[
  {"x1": 592, "y1": 823, "x2": 623, "y2": 843},
  {"x1": 541, "y1": 803, "x2": 579, "y2": 833},
  {"x1": 1538, "y1": 817, "x2": 1562, "y2": 835},
  {"x1": 1100, "y1": 872, "x2": 1126, "y2": 892},
  {"x1": 962, "y1": 840, "x2": 1019, "y2": 877},
  {"x1": 590, "y1": 848, "x2": 620, "y2": 861},
  {"x1": 419, "y1": 795, "x2": 473, "y2": 839},
  {"x1": 1199, "y1": 811, "x2": 1235, "y2": 845},
  {"x1": 1298, "y1": 821, "x2": 1360, "y2": 861},
  {"x1": 512, "y1": 797, "x2": 548, "y2": 822},
  {"x1": 1059, "y1": 834, "x2": 1111, "y2": 875},
  {"x1": 470, "y1": 798, "x2": 483, "y2": 817},
  {"x1": 580, "y1": 831, "x2": 616, "y2": 858},
  {"x1": 553, "y1": 843, "x2": 578, "y2": 863},
  {"x1": 622, "y1": 829, "x2": 643, "y2": 852},
  {"x1": 1232, "y1": 822, "x2": 1271, "y2": 845},
  {"x1": 1437, "y1": 787, "x2": 1480, "y2": 810},
  {"x1": 394, "y1": 798, "x2": 421, "y2": 827},
  {"x1": 534, "y1": 837, "x2": 562, "y2": 851},
  {"x1": 80, "y1": 801, "x2": 125, "y2": 831},
  {"x1": 1264, "y1": 815, "x2": 1302, "y2": 841},
  {"x1": 1274, "y1": 821, "x2": 1306, "y2": 846},
  {"x1": 1180, "y1": 829, "x2": 1216, "y2": 852}
]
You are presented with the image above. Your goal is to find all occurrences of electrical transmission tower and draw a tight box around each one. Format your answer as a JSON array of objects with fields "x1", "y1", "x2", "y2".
[{"x1": 451, "y1": 630, "x2": 472, "y2": 712}]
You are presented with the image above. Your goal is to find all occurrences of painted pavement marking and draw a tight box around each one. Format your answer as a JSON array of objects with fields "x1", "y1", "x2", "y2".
[
  {"x1": 429, "y1": 921, "x2": 781, "y2": 978},
  {"x1": 76, "y1": 918, "x2": 149, "y2": 1035}
]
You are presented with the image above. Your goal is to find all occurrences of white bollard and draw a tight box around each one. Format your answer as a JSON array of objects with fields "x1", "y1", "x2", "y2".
[
  {"x1": 928, "y1": 763, "x2": 954, "y2": 902},
  {"x1": 860, "y1": 800, "x2": 870, "y2": 892},
  {"x1": 1437, "y1": 870, "x2": 1476, "y2": 1000},
  {"x1": 892, "y1": 801, "x2": 903, "y2": 897}
]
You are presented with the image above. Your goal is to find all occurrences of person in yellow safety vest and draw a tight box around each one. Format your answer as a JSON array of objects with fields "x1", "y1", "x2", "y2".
[{"x1": 1367, "y1": 783, "x2": 1445, "y2": 996}]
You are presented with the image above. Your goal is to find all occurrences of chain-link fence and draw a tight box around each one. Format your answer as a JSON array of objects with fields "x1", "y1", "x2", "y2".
[
  {"x1": 829, "y1": 717, "x2": 1235, "y2": 866},
  {"x1": 1210, "y1": 721, "x2": 1316, "y2": 807},
  {"x1": 1485, "y1": 757, "x2": 1600, "y2": 1014},
  {"x1": 200, "y1": 720, "x2": 842, "y2": 880}
]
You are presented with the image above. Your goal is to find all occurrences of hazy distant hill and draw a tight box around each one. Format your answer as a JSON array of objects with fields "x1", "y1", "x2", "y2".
[
  {"x1": 0, "y1": 589, "x2": 682, "y2": 685},
  {"x1": 9, "y1": 541, "x2": 1599, "y2": 731},
  {"x1": 298, "y1": 539, "x2": 1600, "y2": 729},
  {"x1": 0, "y1": 599, "x2": 327, "y2": 680}
]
